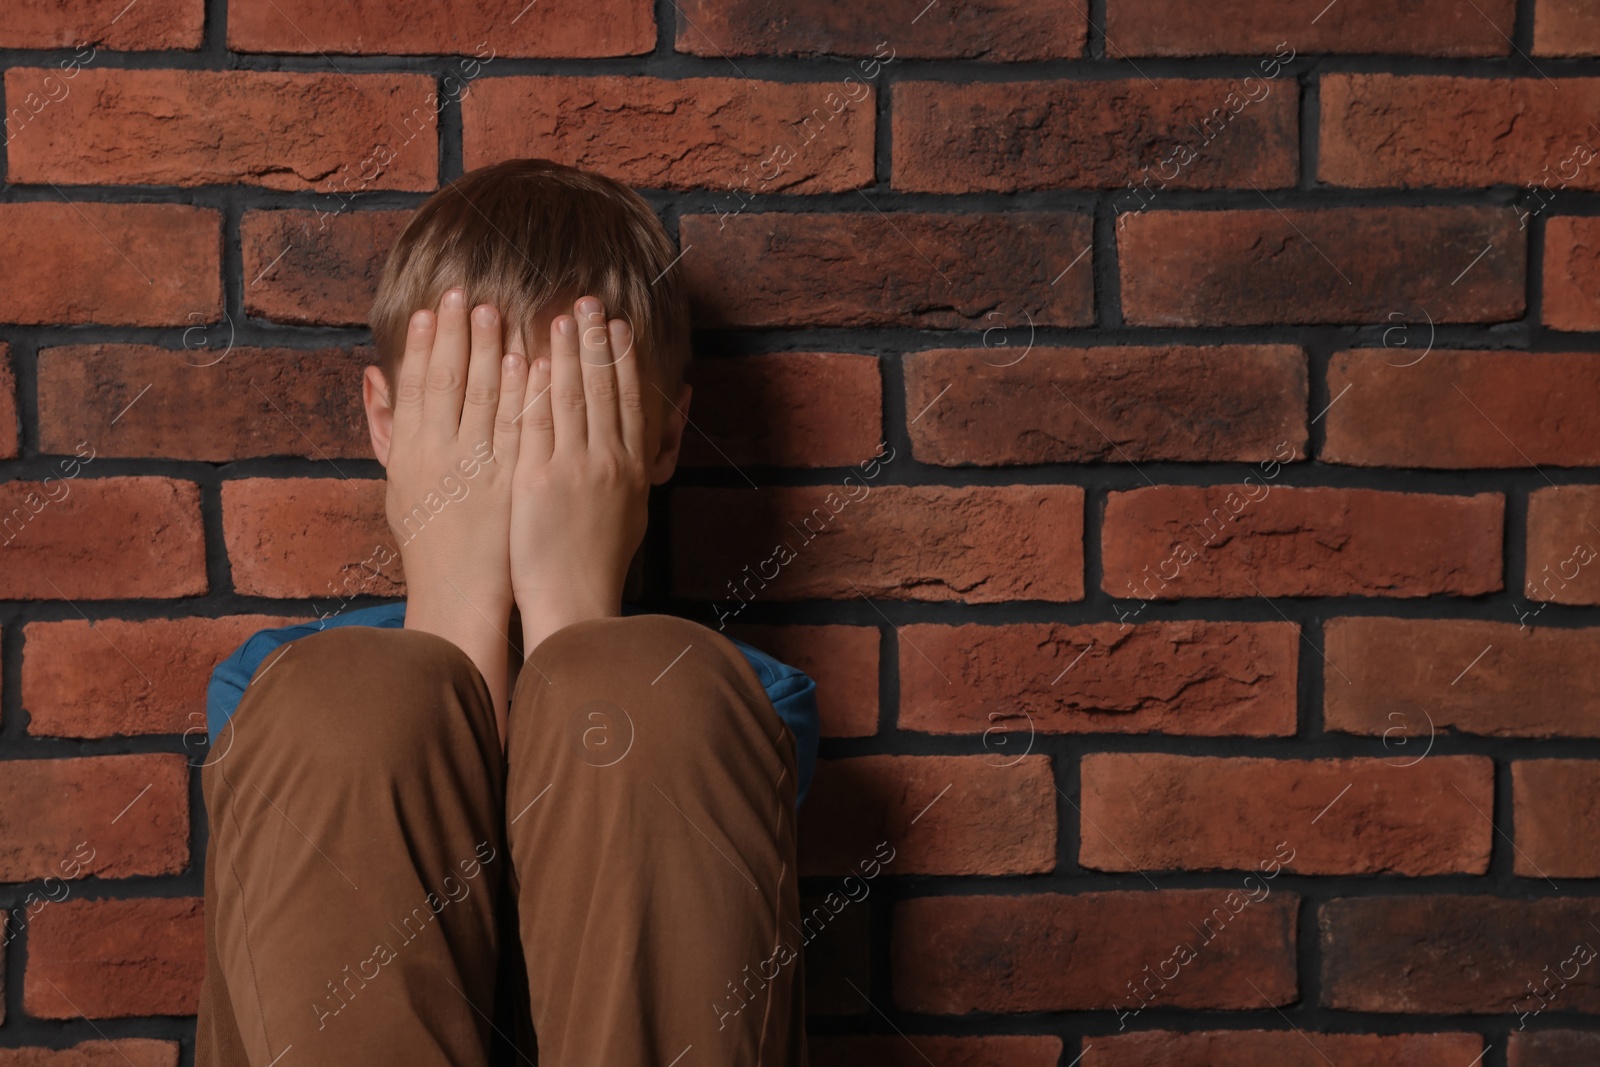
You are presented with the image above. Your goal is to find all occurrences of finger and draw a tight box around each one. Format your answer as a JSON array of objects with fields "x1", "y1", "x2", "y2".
[
  {"x1": 612, "y1": 318, "x2": 646, "y2": 460},
  {"x1": 460, "y1": 302, "x2": 503, "y2": 445},
  {"x1": 580, "y1": 301, "x2": 621, "y2": 447},
  {"x1": 521, "y1": 353, "x2": 555, "y2": 466},
  {"x1": 392, "y1": 308, "x2": 435, "y2": 432},
  {"x1": 425, "y1": 287, "x2": 470, "y2": 436},
  {"x1": 492, "y1": 348, "x2": 526, "y2": 468},
  {"x1": 550, "y1": 303, "x2": 587, "y2": 453}
]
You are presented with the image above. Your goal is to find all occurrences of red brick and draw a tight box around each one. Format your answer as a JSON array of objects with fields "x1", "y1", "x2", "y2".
[
  {"x1": 23, "y1": 616, "x2": 284, "y2": 738},
  {"x1": 1528, "y1": 486, "x2": 1600, "y2": 604},
  {"x1": 1325, "y1": 350, "x2": 1600, "y2": 468},
  {"x1": 905, "y1": 346, "x2": 1306, "y2": 466},
  {"x1": 899, "y1": 622, "x2": 1296, "y2": 737},
  {"x1": 1544, "y1": 217, "x2": 1600, "y2": 331},
  {"x1": 464, "y1": 77, "x2": 873, "y2": 192},
  {"x1": 1513, "y1": 761, "x2": 1600, "y2": 878},
  {"x1": 811, "y1": 1036, "x2": 1063, "y2": 1067},
  {"x1": 894, "y1": 79, "x2": 1297, "y2": 193},
  {"x1": 683, "y1": 354, "x2": 882, "y2": 468},
  {"x1": 1321, "y1": 75, "x2": 1600, "y2": 188},
  {"x1": 1119, "y1": 207, "x2": 1524, "y2": 326},
  {"x1": 38, "y1": 344, "x2": 370, "y2": 462},
  {"x1": 230, "y1": 0, "x2": 652, "y2": 55},
  {"x1": 1086, "y1": 1031, "x2": 1483, "y2": 1067},
  {"x1": 241, "y1": 210, "x2": 410, "y2": 326},
  {"x1": 726, "y1": 625, "x2": 878, "y2": 737},
  {"x1": 1535, "y1": 0, "x2": 1600, "y2": 55},
  {"x1": 0, "y1": 1043, "x2": 179, "y2": 1067},
  {"x1": 221, "y1": 478, "x2": 398, "y2": 600},
  {"x1": 6, "y1": 69, "x2": 437, "y2": 190},
  {"x1": 0, "y1": 1, "x2": 201, "y2": 49},
  {"x1": 1320, "y1": 896, "x2": 1600, "y2": 1013},
  {"x1": 680, "y1": 213, "x2": 1093, "y2": 329},
  {"x1": 893, "y1": 890, "x2": 1298, "y2": 1013},
  {"x1": 1510, "y1": 1030, "x2": 1600, "y2": 1067},
  {"x1": 799, "y1": 755, "x2": 1055, "y2": 876},
  {"x1": 0, "y1": 203, "x2": 219, "y2": 327},
  {"x1": 1325, "y1": 617, "x2": 1600, "y2": 738},
  {"x1": 26, "y1": 898, "x2": 203, "y2": 1019},
  {"x1": 674, "y1": 0, "x2": 1083, "y2": 60},
  {"x1": 0, "y1": 477, "x2": 206, "y2": 600},
  {"x1": 1102, "y1": 485, "x2": 1503, "y2": 599},
  {"x1": 0, "y1": 343, "x2": 16, "y2": 459},
  {"x1": 0, "y1": 755, "x2": 188, "y2": 881},
  {"x1": 1081, "y1": 754, "x2": 1492, "y2": 875},
  {"x1": 800, "y1": 891, "x2": 870, "y2": 1016},
  {"x1": 1106, "y1": 0, "x2": 1513, "y2": 56},
  {"x1": 672, "y1": 484, "x2": 1084, "y2": 605}
]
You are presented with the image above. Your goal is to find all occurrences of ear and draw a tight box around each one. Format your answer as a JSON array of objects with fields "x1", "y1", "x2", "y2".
[
  {"x1": 649, "y1": 382, "x2": 692, "y2": 485},
  {"x1": 362, "y1": 365, "x2": 394, "y2": 467}
]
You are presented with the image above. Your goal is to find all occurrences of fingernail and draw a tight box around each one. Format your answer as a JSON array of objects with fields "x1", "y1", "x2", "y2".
[
  {"x1": 474, "y1": 304, "x2": 497, "y2": 326},
  {"x1": 577, "y1": 296, "x2": 601, "y2": 316},
  {"x1": 535, "y1": 357, "x2": 550, "y2": 373},
  {"x1": 557, "y1": 316, "x2": 576, "y2": 336},
  {"x1": 443, "y1": 288, "x2": 465, "y2": 308},
  {"x1": 502, "y1": 353, "x2": 521, "y2": 373}
]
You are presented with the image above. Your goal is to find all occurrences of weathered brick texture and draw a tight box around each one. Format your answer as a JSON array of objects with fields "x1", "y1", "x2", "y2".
[
  {"x1": 228, "y1": 0, "x2": 654, "y2": 56},
  {"x1": 679, "y1": 212, "x2": 1094, "y2": 328},
  {"x1": 893, "y1": 891, "x2": 1298, "y2": 1013},
  {"x1": 1119, "y1": 207, "x2": 1524, "y2": 326},
  {"x1": 1105, "y1": 0, "x2": 1513, "y2": 56},
  {"x1": 25, "y1": 899, "x2": 204, "y2": 1018},
  {"x1": 464, "y1": 77, "x2": 875, "y2": 192},
  {"x1": 5, "y1": 70, "x2": 439, "y2": 190}
]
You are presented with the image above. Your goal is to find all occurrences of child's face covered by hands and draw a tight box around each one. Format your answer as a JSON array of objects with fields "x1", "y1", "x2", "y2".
[{"x1": 364, "y1": 289, "x2": 692, "y2": 707}]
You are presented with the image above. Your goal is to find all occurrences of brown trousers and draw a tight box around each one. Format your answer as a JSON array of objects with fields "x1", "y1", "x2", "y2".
[{"x1": 195, "y1": 615, "x2": 806, "y2": 1066}]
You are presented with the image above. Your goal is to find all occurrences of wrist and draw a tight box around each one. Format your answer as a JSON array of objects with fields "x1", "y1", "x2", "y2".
[
  {"x1": 405, "y1": 586, "x2": 514, "y2": 641},
  {"x1": 405, "y1": 590, "x2": 515, "y2": 730}
]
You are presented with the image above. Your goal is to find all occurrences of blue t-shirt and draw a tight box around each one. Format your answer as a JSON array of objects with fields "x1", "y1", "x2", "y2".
[{"x1": 207, "y1": 603, "x2": 819, "y2": 806}]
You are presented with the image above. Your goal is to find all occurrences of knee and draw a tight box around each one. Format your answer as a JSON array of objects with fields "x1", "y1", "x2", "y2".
[
  {"x1": 228, "y1": 626, "x2": 496, "y2": 780},
  {"x1": 524, "y1": 614, "x2": 760, "y2": 713},
  {"x1": 517, "y1": 614, "x2": 788, "y2": 775}
]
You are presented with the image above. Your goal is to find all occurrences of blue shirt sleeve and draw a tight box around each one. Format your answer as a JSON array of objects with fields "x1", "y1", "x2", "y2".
[
  {"x1": 726, "y1": 636, "x2": 821, "y2": 807},
  {"x1": 208, "y1": 602, "x2": 408, "y2": 739},
  {"x1": 208, "y1": 604, "x2": 820, "y2": 807}
]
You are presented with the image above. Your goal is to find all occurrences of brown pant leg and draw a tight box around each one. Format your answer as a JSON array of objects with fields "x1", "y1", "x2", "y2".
[
  {"x1": 196, "y1": 626, "x2": 507, "y2": 1067},
  {"x1": 505, "y1": 614, "x2": 807, "y2": 1067}
]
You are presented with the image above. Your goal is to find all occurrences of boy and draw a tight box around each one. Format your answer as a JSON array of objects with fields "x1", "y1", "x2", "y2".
[{"x1": 195, "y1": 159, "x2": 818, "y2": 1067}]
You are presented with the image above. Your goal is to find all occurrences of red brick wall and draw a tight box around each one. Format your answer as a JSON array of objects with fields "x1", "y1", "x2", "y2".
[{"x1": 2, "y1": 1, "x2": 1599, "y2": 1064}]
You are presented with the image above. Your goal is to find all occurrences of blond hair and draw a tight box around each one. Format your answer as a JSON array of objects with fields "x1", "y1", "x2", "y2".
[{"x1": 368, "y1": 158, "x2": 690, "y2": 398}]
